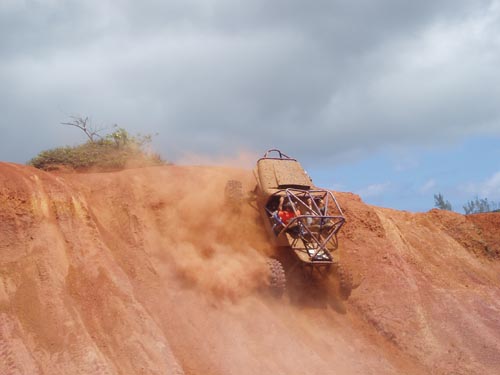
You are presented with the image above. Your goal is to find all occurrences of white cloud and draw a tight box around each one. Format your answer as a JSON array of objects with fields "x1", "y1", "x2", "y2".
[
  {"x1": 356, "y1": 182, "x2": 391, "y2": 199},
  {"x1": 1, "y1": 0, "x2": 500, "y2": 164},
  {"x1": 394, "y1": 157, "x2": 420, "y2": 172},
  {"x1": 463, "y1": 171, "x2": 500, "y2": 199},
  {"x1": 328, "y1": 183, "x2": 347, "y2": 192},
  {"x1": 419, "y1": 179, "x2": 436, "y2": 193}
]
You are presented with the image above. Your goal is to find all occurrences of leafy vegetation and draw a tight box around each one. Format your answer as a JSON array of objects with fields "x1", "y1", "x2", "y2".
[
  {"x1": 28, "y1": 117, "x2": 165, "y2": 171},
  {"x1": 434, "y1": 192, "x2": 499, "y2": 214},
  {"x1": 463, "y1": 196, "x2": 499, "y2": 214},
  {"x1": 434, "y1": 193, "x2": 453, "y2": 211}
]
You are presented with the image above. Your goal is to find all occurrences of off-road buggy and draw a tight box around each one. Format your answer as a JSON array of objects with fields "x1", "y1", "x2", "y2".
[{"x1": 225, "y1": 149, "x2": 353, "y2": 299}]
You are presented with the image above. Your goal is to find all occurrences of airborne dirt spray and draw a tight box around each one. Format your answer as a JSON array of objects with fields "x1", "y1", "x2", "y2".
[{"x1": 134, "y1": 165, "x2": 274, "y2": 300}]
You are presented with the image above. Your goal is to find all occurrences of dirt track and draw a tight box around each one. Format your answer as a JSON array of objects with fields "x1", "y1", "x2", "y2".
[{"x1": 1, "y1": 162, "x2": 499, "y2": 374}]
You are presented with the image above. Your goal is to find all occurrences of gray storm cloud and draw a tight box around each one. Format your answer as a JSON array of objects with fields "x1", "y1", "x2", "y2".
[{"x1": 0, "y1": 0, "x2": 499, "y2": 164}]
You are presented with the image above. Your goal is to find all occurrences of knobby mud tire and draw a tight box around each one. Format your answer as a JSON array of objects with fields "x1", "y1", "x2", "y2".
[
  {"x1": 224, "y1": 180, "x2": 243, "y2": 208},
  {"x1": 337, "y1": 263, "x2": 353, "y2": 300},
  {"x1": 267, "y1": 258, "x2": 286, "y2": 297}
]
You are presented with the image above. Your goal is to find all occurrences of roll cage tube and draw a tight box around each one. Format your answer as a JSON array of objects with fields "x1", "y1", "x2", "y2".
[
  {"x1": 265, "y1": 189, "x2": 346, "y2": 260},
  {"x1": 261, "y1": 149, "x2": 295, "y2": 160},
  {"x1": 265, "y1": 189, "x2": 345, "y2": 218}
]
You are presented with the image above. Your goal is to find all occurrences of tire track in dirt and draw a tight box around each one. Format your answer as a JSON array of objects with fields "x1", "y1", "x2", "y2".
[
  {"x1": 0, "y1": 314, "x2": 21, "y2": 375},
  {"x1": 0, "y1": 339, "x2": 19, "y2": 375},
  {"x1": 56, "y1": 191, "x2": 183, "y2": 374},
  {"x1": 66, "y1": 342, "x2": 114, "y2": 375}
]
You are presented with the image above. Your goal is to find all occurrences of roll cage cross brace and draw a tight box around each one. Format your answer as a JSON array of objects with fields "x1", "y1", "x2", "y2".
[
  {"x1": 261, "y1": 149, "x2": 294, "y2": 160},
  {"x1": 266, "y1": 189, "x2": 346, "y2": 262}
]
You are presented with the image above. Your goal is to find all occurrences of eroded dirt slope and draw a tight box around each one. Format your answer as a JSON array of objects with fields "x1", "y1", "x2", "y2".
[{"x1": 0, "y1": 162, "x2": 499, "y2": 375}]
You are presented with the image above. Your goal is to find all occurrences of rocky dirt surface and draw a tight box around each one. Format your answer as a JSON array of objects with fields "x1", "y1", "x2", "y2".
[{"x1": 0, "y1": 162, "x2": 499, "y2": 374}]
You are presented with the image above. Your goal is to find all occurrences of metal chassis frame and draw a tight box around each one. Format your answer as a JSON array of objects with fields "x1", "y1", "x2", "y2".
[{"x1": 265, "y1": 188, "x2": 346, "y2": 264}]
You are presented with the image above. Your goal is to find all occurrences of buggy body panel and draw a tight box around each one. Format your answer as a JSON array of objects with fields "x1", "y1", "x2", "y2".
[
  {"x1": 254, "y1": 149, "x2": 312, "y2": 196},
  {"x1": 255, "y1": 158, "x2": 312, "y2": 195}
]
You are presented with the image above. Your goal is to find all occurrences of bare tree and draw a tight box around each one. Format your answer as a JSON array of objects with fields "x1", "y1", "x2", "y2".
[{"x1": 61, "y1": 116, "x2": 108, "y2": 143}]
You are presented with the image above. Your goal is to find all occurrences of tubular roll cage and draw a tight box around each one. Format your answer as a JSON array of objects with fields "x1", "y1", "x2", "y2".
[
  {"x1": 266, "y1": 188, "x2": 346, "y2": 262},
  {"x1": 261, "y1": 149, "x2": 295, "y2": 161}
]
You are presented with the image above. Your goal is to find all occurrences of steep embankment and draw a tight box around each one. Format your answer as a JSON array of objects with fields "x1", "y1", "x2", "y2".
[{"x1": 0, "y1": 162, "x2": 499, "y2": 375}]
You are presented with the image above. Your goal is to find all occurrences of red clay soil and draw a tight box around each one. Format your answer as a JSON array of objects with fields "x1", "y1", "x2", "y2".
[{"x1": 1, "y1": 162, "x2": 499, "y2": 375}]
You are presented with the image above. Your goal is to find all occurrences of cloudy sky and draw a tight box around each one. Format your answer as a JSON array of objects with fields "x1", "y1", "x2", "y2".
[{"x1": 1, "y1": 0, "x2": 499, "y2": 212}]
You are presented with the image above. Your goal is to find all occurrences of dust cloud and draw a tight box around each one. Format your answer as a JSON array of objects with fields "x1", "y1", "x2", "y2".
[
  {"x1": 146, "y1": 166, "x2": 271, "y2": 300},
  {"x1": 175, "y1": 150, "x2": 259, "y2": 169}
]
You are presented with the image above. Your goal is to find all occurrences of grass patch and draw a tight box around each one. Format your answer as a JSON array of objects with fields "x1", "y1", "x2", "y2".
[{"x1": 28, "y1": 127, "x2": 165, "y2": 171}]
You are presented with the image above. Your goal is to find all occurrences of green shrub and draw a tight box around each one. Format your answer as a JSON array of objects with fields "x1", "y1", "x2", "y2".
[{"x1": 28, "y1": 127, "x2": 165, "y2": 171}]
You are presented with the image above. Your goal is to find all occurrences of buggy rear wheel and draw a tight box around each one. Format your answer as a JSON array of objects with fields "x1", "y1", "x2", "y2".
[{"x1": 267, "y1": 258, "x2": 286, "y2": 296}]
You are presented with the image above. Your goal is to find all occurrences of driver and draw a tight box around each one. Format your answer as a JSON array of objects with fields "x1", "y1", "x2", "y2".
[{"x1": 277, "y1": 196, "x2": 300, "y2": 225}]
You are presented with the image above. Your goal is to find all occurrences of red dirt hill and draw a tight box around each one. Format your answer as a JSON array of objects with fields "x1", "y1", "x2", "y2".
[{"x1": 1, "y1": 162, "x2": 499, "y2": 375}]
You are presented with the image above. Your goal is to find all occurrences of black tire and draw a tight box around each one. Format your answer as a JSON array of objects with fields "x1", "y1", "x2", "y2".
[
  {"x1": 337, "y1": 263, "x2": 353, "y2": 300},
  {"x1": 267, "y1": 258, "x2": 286, "y2": 296},
  {"x1": 224, "y1": 180, "x2": 243, "y2": 207}
]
